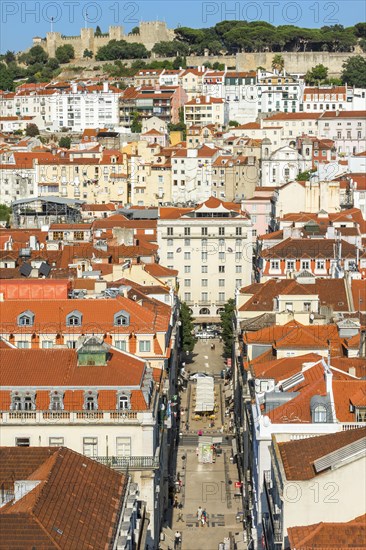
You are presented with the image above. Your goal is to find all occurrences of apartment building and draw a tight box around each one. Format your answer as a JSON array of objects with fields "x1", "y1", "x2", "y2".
[
  {"x1": 157, "y1": 197, "x2": 253, "y2": 323},
  {"x1": 264, "y1": 428, "x2": 366, "y2": 548},
  {"x1": 211, "y1": 154, "x2": 259, "y2": 202},
  {"x1": 318, "y1": 110, "x2": 366, "y2": 155},
  {"x1": 261, "y1": 142, "x2": 313, "y2": 187},
  {"x1": 257, "y1": 72, "x2": 304, "y2": 115},
  {"x1": 184, "y1": 96, "x2": 229, "y2": 128},
  {"x1": 0, "y1": 341, "x2": 165, "y2": 540},
  {"x1": 179, "y1": 67, "x2": 207, "y2": 101}
]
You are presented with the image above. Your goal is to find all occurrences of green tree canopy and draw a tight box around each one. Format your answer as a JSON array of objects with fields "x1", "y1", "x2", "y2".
[
  {"x1": 55, "y1": 44, "x2": 75, "y2": 64},
  {"x1": 220, "y1": 298, "x2": 235, "y2": 358},
  {"x1": 130, "y1": 111, "x2": 142, "y2": 133},
  {"x1": 0, "y1": 204, "x2": 11, "y2": 223},
  {"x1": 179, "y1": 302, "x2": 196, "y2": 354},
  {"x1": 83, "y1": 49, "x2": 93, "y2": 59},
  {"x1": 305, "y1": 64, "x2": 329, "y2": 85},
  {"x1": 96, "y1": 40, "x2": 150, "y2": 61},
  {"x1": 25, "y1": 123, "x2": 40, "y2": 137},
  {"x1": 95, "y1": 25, "x2": 102, "y2": 36},
  {"x1": 341, "y1": 55, "x2": 366, "y2": 87},
  {"x1": 59, "y1": 136, "x2": 71, "y2": 149},
  {"x1": 152, "y1": 40, "x2": 189, "y2": 57}
]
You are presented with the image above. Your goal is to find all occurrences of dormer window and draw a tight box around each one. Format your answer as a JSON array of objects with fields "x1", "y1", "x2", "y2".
[
  {"x1": 84, "y1": 391, "x2": 98, "y2": 410},
  {"x1": 114, "y1": 310, "x2": 130, "y2": 327},
  {"x1": 17, "y1": 310, "x2": 35, "y2": 327},
  {"x1": 66, "y1": 310, "x2": 82, "y2": 327},
  {"x1": 11, "y1": 391, "x2": 36, "y2": 411},
  {"x1": 314, "y1": 404, "x2": 327, "y2": 423},
  {"x1": 117, "y1": 392, "x2": 131, "y2": 410},
  {"x1": 49, "y1": 391, "x2": 64, "y2": 411}
]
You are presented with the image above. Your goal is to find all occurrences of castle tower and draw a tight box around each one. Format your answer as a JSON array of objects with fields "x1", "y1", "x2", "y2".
[
  {"x1": 108, "y1": 26, "x2": 123, "y2": 41},
  {"x1": 81, "y1": 28, "x2": 95, "y2": 55},
  {"x1": 46, "y1": 32, "x2": 62, "y2": 58}
]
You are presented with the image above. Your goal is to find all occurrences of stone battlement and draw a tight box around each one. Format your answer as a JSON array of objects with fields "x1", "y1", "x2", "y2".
[{"x1": 33, "y1": 22, "x2": 173, "y2": 58}]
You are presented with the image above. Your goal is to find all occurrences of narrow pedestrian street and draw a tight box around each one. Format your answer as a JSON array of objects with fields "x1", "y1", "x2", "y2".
[{"x1": 162, "y1": 339, "x2": 244, "y2": 550}]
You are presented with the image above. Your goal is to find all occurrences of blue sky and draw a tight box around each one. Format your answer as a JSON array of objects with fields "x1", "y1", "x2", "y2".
[{"x1": 1, "y1": 0, "x2": 365, "y2": 53}]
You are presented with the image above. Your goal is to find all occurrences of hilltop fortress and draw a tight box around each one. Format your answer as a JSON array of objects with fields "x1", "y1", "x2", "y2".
[{"x1": 33, "y1": 22, "x2": 175, "y2": 58}]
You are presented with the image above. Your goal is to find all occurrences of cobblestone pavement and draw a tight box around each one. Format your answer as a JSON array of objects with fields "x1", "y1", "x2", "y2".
[{"x1": 171, "y1": 339, "x2": 244, "y2": 550}]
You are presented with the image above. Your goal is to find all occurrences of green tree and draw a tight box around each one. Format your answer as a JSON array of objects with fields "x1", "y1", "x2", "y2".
[
  {"x1": 131, "y1": 111, "x2": 142, "y2": 133},
  {"x1": 59, "y1": 136, "x2": 71, "y2": 148},
  {"x1": 272, "y1": 54, "x2": 284, "y2": 73},
  {"x1": 55, "y1": 45, "x2": 75, "y2": 63},
  {"x1": 96, "y1": 40, "x2": 149, "y2": 61},
  {"x1": 0, "y1": 62, "x2": 14, "y2": 90},
  {"x1": 179, "y1": 302, "x2": 196, "y2": 354},
  {"x1": 4, "y1": 50, "x2": 16, "y2": 64},
  {"x1": 25, "y1": 123, "x2": 40, "y2": 137},
  {"x1": 305, "y1": 64, "x2": 329, "y2": 85},
  {"x1": 152, "y1": 40, "x2": 189, "y2": 57},
  {"x1": 220, "y1": 298, "x2": 235, "y2": 359},
  {"x1": 341, "y1": 55, "x2": 366, "y2": 87},
  {"x1": 95, "y1": 25, "x2": 102, "y2": 36},
  {"x1": 130, "y1": 26, "x2": 140, "y2": 35},
  {"x1": 0, "y1": 204, "x2": 11, "y2": 223},
  {"x1": 228, "y1": 120, "x2": 239, "y2": 127},
  {"x1": 46, "y1": 57, "x2": 60, "y2": 70},
  {"x1": 173, "y1": 56, "x2": 186, "y2": 70},
  {"x1": 354, "y1": 22, "x2": 366, "y2": 38},
  {"x1": 83, "y1": 49, "x2": 93, "y2": 58},
  {"x1": 23, "y1": 45, "x2": 48, "y2": 65},
  {"x1": 297, "y1": 170, "x2": 314, "y2": 181}
]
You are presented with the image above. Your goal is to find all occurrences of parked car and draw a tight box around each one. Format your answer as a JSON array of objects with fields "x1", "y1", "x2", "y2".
[{"x1": 189, "y1": 372, "x2": 210, "y2": 380}]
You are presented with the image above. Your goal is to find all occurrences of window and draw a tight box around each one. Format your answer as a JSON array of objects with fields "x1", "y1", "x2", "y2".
[
  {"x1": 219, "y1": 266, "x2": 225, "y2": 273},
  {"x1": 236, "y1": 227, "x2": 242, "y2": 236},
  {"x1": 17, "y1": 341, "x2": 30, "y2": 349},
  {"x1": 114, "y1": 310, "x2": 130, "y2": 326},
  {"x1": 235, "y1": 265, "x2": 242, "y2": 273},
  {"x1": 83, "y1": 437, "x2": 98, "y2": 457},
  {"x1": 270, "y1": 260, "x2": 280, "y2": 270},
  {"x1": 201, "y1": 292, "x2": 208, "y2": 302},
  {"x1": 16, "y1": 437, "x2": 30, "y2": 447},
  {"x1": 167, "y1": 252, "x2": 174, "y2": 259},
  {"x1": 184, "y1": 252, "x2": 191, "y2": 260},
  {"x1": 116, "y1": 437, "x2": 131, "y2": 457},
  {"x1": 301, "y1": 260, "x2": 310, "y2": 270},
  {"x1": 201, "y1": 265, "x2": 208, "y2": 273},
  {"x1": 201, "y1": 227, "x2": 208, "y2": 236},
  {"x1": 17, "y1": 310, "x2": 34, "y2": 327},
  {"x1": 11, "y1": 391, "x2": 36, "y2": 411},
  {"x1": 167, "y1": 238, "x2": 173, "y2": 247},
  {"x1": 139, "y1": 340, "x2": 151, "y2": 352},
  {"x1": 84, "y1": 391, "x2": 98, "y2": 411},
  {"x1": 201, "y1": 252, "x2": 208, "y2": 262},
  {"x1": 67, "y1": 341, "x2": 76, "y2": 349},
  {"x1": 115, "y1": 340, "x2": 127, "y2": 351},
  {"x1": 42, "y1": 341, "x2": 53, "y2": 349},
  {"x1": 117, "y1": 394, "x2": 130, "y2": 410},
  {"x1": 184, "y1": 238, "x2": 190, "y2": 246},
  {"x1": 66, "y1": 310, "x2": 82, "y2": 327},
  {"x1": 219, "y1": 279, "x2": 225, "y2": 287},
  {"x1": 201, "y1": 279, "x2": 208, "y2": 287},
  {"x1": 304, "y1": 302, "x2": 311, "y2": 312},
  {"x1": 315, "y1": 259, "x2": 325, "y2": 270},
  {"x1": 184, "y1": 279, "x2": 191, "y2": 287},
  {"x1": 218, "y1": 292, "x2": 225, "y2": 302},
  {"x1": 184, "y1": 265, "x2": 191, "y2": 273},
  {"x1": 286, "y1": 260, "x2": 295, "y2": 271},
  {"x1": 49, "y1": 437, "x2": 64, "y2": 446},
  {"x1": 235, "y1": 279, "x2": 242, "y2": 288},
  {"x1": 184, "y1": 292, "x2": 191, "y2": 301},
  {"x1": 167, "y1": 227, "x2": 173, "y2": 236},
  {"x1": 219, "y1": 252, "x2": 225, "y2": 261},
  {"x1": 184, "y1": 227, "x2": 190, "y2": 236},
  {"x1": 219, "y1": 227, "x2": 225, "y2": 235},
  {"x1": 314, "y1": 404, "x2": 327, "y2": 423},
  {"x1": 49, "y1": 391, "x2": 63, "y2": 411},
  {"x1": 285, "y1": 302, "x2": 293, "y2": 311}
]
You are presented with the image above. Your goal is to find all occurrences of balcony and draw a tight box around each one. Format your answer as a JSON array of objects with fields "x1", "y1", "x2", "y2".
[
  {"x1": 198, "y1": 300, "x2": 211, "y2": 306},
  {"x1": 93, "y1": 455, "x2": 160, "y2": 470},
  {"x1": 263, "y1": 471, "x2": 282, "y2": 547},
  {"x1": 0, "y1": 410, "x2": 144, "y2": 425}
]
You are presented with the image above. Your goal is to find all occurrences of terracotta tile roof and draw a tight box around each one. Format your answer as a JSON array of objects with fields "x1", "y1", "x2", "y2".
[
  {"x1": 265, "y1": 112, "x2": 322, "y2": 121},
  {"x1": 0, "y1": 295, "x2": 170, "y2": 333},
  {"x1": 0, "y1": 447, "x2": 127, "y2": 549},
  {"x1": 320, "y1": 110, "x2": 366, "y2": 119},
  {"x1": 332, "y1": 380, "x2": 366, "y2": 421},
  {"x1": 288, "y1": 514, "x2": 366, "y2": 549},
  {"x1": 261, "y1": 237, "x2": 358, "y2": 259},
  {"x1": 252, "y1": 353, "x2": 323, "y2": 380},
  {"x1": 277, "y1": 427, "x2": 366, "y2": 480},
  {"x1": 144, "y1": 263, "x2": 178, "y2": 277},
  {"x1": 185, "y1": 95, "x2": 224, "y2": 105}
]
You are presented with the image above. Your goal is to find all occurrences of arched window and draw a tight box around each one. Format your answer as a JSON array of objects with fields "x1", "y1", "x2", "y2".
[
  {"x1": 305, "y1": 147, "x2": 310, "y2": 156},
  {"x1": 264, "y1": 148, "x2": 269, "y2": 156},
  {"x1": 86, "y1": 397, "x2": 96, "y2": 410},
  {"x1": 13, "y1": 396, "x2": 22, "y2": 411},
  {"x1": 24, "y1": 396, "x2": 33, "y2": 411},
  {"x1": 314, "y1": 404, "x2": 327, "y2": 423},
  {"x1": 199, "y1": 308, "x2": 210, "y2": 315},
  {"x1": 84, "y1": 391, "x2": 98, "y2": 411}
]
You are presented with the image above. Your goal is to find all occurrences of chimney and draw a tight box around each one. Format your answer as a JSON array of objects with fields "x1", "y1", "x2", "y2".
[
  {"x1": 71, "y1": 82, "x2": 77, "y2": 94},
  {"x1": 103, "y1": 81, "x2": 109, "y2": 93}
]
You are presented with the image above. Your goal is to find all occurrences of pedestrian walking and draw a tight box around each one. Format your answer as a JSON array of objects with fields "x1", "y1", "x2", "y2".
[
  {"x1": 174, "y1": 531, "x2": 181, "y2": 549},
  {"x1": 177, "y1": 510, "x2": 184, "y2": 522},
  {"x1": 173, "y1": 496, "x2": 179, "y2": 508},
  {"x1": 197, "y1": 506, "x2": 203, "y2": 520}
]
